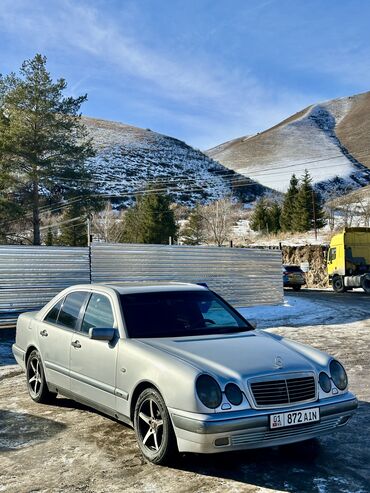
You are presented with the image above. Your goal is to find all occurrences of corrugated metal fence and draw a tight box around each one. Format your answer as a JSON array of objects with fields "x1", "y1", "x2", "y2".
[
  {"x1": 0, "y1": 243, "x2": 283, "y2": 328},
  {"x1": 0, "y1": 246, "x2": 90, "y2": 328},
  {"x1": 91, "y1": 243, "x2": 283, "y2": 308}
]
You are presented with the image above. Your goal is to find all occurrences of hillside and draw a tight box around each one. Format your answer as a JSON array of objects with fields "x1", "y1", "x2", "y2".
[
  {"x1": 207, "y1": 91, "x2": 370, "y2": 195},
  {"x1": 83, "y1": 117, "x2": 267, "y2": 206}
]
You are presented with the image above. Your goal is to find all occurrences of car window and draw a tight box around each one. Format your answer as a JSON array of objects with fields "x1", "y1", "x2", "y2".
[
  {"x1": 199, "y1": 299, "x2": 241, "y2": 327},
  {"x1": 284, "y1": 266, "x2": 302, "y2": 273},
  {"x1": 44, "y1": 298, "x2": 64, "y2": 324},
  {"x1": 58, "y1": 291, "x2": 88, "y2": 330},
  {"x1": 81, "y1": 293, "x2": 115, "y2": 333},
  {"x1": 120, "y1": 290, "x2": 253, "y2": 338},
  {"x1": 329, "y1": 248, "x2": 337, "y2": 261}
]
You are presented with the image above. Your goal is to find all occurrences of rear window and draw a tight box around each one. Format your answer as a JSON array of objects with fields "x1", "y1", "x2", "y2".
[
  {"x1": 284, "y1": 265, "x2": 303, "y2": 273},
  {"x1": 58, "y1": 291, "x2": 88, "y2": 330}
]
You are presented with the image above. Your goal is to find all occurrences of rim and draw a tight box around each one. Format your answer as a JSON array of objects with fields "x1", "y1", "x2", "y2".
[
  {"x1": 28, "y1": 356, "x2": 42, "y2": 397},
  {"x1": 334, "y1": 278, "x2": 342, "y2": 289},
  {"x1": 137, "y1": 398, "x2": 164, "y2": 453}
]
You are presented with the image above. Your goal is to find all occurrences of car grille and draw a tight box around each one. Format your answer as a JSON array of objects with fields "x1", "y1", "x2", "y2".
[{"x1": 250, "y1": 376, "x2": 316, "y2": 407}]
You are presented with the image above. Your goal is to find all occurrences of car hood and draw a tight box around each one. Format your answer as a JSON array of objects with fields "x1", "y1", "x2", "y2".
[{"x1": 138, "y1": 330, "x2": 316, "y2": 382}]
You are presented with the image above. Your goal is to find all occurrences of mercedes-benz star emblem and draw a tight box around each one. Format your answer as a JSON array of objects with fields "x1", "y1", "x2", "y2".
[{"x1": 274, "y1": 356, "x2": 284, "y2": 369}]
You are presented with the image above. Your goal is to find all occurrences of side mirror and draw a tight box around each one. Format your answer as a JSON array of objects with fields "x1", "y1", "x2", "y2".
[
  {"x1": 249, "y1": 321, "x2": 257, "y2": 329},
  {"x1": 88, "y1": 327, "x2": 115, "y2": 341}
]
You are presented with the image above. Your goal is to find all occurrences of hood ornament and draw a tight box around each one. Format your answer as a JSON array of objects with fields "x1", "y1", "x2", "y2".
[{"x1": 274, "y1": 356, "x2": 284, "y2": 369}]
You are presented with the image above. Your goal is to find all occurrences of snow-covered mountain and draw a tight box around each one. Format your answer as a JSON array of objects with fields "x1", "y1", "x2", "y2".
[
  {"x1": 207, "y1": 91, "x2": 370, "y2": 195},
  {"x1": 83, "y1": 117, "x2": 267, "y2": 206}
]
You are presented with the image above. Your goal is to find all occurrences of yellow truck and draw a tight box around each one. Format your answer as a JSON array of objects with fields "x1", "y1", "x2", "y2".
[{"x1": 327, "y1": 227, "x2": 370, "y2": 293}]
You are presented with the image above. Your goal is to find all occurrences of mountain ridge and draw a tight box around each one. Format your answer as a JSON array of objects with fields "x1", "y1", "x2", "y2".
[
  {"x1": 82, "y1": 117, "x2": 268, "y2": 206},
  {"x1": 206, "y1": 91, "x2": 370, "y2": 196}
]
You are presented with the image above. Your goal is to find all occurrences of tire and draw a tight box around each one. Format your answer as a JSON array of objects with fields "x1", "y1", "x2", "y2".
[
  {"x1": 134, "y1": 387, "x2": 177, "y2": 465},
  {"x1": 361, "y1": 276, "x2": 370, "y2": 294},
  {"x1": 332, "y1": 275, "x2": 345, "y2": 293},
  {"x1": 26, "y1": 349, "x2": 56, "y2": 404},
  {"x1": 292, "y1": 285, "x2": 301, "y2": 291}
]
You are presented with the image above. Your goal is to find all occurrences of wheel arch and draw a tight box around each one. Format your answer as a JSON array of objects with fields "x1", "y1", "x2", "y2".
[
  {"x1": 130, "y1": 380, "x2": 163, "y2": 422},
  {"x1": 25, "y1": 344, "x2": 39, "y2": 364}
]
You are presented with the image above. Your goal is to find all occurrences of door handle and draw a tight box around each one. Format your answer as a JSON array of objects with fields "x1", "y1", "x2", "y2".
[
  {"x1": 71, "y1": 340, "x2": 81, "y2": 349},
  {"x1": 40, "y1": 329, "x2": 48, "y2": 337}
]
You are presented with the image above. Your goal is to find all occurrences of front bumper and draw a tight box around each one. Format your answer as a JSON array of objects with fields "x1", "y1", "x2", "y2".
[{"x1": 170, "y1": 393, "x2": 358, "y2": 453}]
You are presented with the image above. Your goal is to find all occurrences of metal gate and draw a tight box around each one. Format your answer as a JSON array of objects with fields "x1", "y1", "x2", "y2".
[
  {"x1": 0, "y1": 245, "x2": 90, "y2": 328},
  {"x1": 91, "y1": 243, "x2": 283, "y2": 307}
]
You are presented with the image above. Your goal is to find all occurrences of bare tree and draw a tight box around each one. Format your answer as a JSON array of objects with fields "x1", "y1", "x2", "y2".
[
  {"x1": 91, "y1": 202, "x2": 124, "y2": 243},
  {"x1": 200, "y1": 198, "x2": 238, "y2": 246}
]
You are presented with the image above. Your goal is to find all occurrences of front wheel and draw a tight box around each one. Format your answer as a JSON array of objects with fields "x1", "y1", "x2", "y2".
[
  {"x1": 332, "y1": 275, "x2": 345, "y2": 293},
  {"x1": 26, "y1": 350, "x2": 56, "y2": 404},
  {"x1": 134, "y1": 387, "x2": 177, "y2": 464},
  {"x1": 292, "y1": 285, "x2": 302, "y2": 291}
]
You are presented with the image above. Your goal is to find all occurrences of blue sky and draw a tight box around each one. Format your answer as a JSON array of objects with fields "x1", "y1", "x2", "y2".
[{"x1": 1, "y1": 0, "x2": 370, "y2": 149}]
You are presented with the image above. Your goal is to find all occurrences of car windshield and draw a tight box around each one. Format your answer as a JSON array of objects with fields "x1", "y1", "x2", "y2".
[
  {"x1": 120, "y1": 290, "x2": 253, "y2": 338},
  {"x1": 284, "y1": 266, "x2": 303, "y2": 273}
]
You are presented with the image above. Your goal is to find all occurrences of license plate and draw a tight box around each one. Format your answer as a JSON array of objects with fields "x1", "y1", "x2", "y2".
[{"x1": 270, "y1": 407, "x2": 320, "y2": 429}]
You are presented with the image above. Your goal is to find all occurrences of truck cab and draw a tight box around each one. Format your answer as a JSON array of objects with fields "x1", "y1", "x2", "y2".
[{"x1": 327, "y1": 228, "x2": 370, "y2": 293}]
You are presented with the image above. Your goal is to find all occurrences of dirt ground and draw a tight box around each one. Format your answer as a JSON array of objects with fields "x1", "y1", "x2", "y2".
[{"x1": 1, "y1": 291, "x2": 370, "y2": 493}]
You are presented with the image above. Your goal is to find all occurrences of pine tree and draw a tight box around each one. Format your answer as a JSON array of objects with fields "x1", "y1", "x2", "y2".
[
  {"x1": 280, "y1": 174, "x2": 299, "y2": 232},
  {"x1": 182, "y1": 205, "x2": 205, "y2": 245},
  {"x1": 58, "y1": 203, "x2": 87, "y2": 247},
  {"x1": 45, "y1": 227, "x2": 53, "y2": 246},
  {"x1": 295, "y1": 170, "x2": 312, "y2": 232},
  {"x1": 250, "y1": 198, "x2": 270, "y2": 233},
  {"x1": 0, "y1": 54, "x2": 95, "y2": 245},
  {"x1": 121, "y1": 188, "x2": 177, "y2": 244},
  {"x1": 269, "y1": 202, "x2": 281, "y2": 234}
]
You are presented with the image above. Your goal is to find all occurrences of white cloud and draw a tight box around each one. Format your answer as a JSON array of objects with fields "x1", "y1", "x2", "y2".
[{"x1": 0, "y1": 0, "x2": 321, "y2": 148}]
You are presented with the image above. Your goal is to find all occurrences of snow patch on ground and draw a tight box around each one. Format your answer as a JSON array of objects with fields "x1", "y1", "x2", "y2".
[{"x1": 238, "y1": 295, "x2": 337, "y2": 328}]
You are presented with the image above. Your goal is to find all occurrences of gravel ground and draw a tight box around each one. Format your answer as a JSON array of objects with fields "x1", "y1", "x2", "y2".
[{"x1": 0, "y1": 292, "x2": 369, "y2": 493}]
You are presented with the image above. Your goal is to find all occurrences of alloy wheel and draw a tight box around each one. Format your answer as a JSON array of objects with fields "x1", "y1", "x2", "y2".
[
  {"x1": 28, "y1": 355, "x2": 42, "y2": 398},
  {"x1": 137, "y1": 398, "x2": 164, "y2": 452}
]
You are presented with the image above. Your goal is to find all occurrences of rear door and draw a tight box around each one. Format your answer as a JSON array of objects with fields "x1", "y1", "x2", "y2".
[
  {"x1": 70, "y1": 291, "x2": 119, "y2": 413},
  {"x1": 38, "y1": 291, "x2": 89, "y2": 392}
]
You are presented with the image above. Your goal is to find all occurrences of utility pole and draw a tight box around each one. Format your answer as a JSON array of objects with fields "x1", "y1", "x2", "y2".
[
  {"x1": 312, "y1": 190, "x2": 317, "y2": 240},
  {"x1": 87, "y1": 218, "x2": 92, "y2": 246}
]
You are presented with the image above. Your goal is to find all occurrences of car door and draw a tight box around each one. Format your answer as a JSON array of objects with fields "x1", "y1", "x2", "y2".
[
  {"x1": 37, "y1": 291, "x2": 89, "y2": 393},
  {"x1": 69, "y1": 291, "x2": 118, "y2": 412}
]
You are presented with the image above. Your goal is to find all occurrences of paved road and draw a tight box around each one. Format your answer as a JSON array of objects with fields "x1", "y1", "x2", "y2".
[{"x1": 286, "y1": 288, "x2": 370, "y2": 314}]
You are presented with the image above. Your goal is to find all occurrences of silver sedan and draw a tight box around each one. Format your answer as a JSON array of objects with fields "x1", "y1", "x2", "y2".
[{"x1": 12, "y1": 282, "x2": 357, "y2": 464}]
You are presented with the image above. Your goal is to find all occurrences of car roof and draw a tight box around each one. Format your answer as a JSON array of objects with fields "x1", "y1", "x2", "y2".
[{"x1": 89, "y1": 281, "x2": 207, "y2": 295}]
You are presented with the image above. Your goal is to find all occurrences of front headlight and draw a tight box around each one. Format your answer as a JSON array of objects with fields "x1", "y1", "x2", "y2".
[
  {"x1": 225, "y1": 383, "x2": 243, "y2": 405},
  {"x1": 196, "y1": 374, "x2": 222, "y2": 409},
  {"x1": 330, "y1": 360, "x2": 348, "y2": 390},
  {"x1": 319, "y1": 372, "x2": 331, "y2": 393}
]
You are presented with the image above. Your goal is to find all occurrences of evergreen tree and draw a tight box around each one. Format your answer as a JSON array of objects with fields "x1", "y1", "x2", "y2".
[
  {"x1": 250, "y1": 198, "x2": 270, "y2": 233},
  {"x1": 269, "y1": 202, "x2": 281, "y2": 234},
  {"x1": 295, "y1": 170, "x2": 326, "y2": 232},
  {"x1": 295, "y1": 170, "x2": 312, "y2": 232},
  {"x1": 58, "y1": 203, "x2": 87, "y2": 247},
  {"x1": 280, "y1": 174, "x2": 299, "y2": 232},
  {"x1": 121, "y1": 188, "x2": 177, "y2": 244},
  {"x1": 182, "y1": 205, "x2": 205, "y2": 245},
  {"x1": 0, "y1": 54, "x2": 95, "y2": 245},
  {"x1": 45, "y1": 226, "x2": 53, "y2": 246}
]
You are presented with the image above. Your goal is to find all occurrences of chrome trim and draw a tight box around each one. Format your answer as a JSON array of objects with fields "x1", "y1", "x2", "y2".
[
  {"x1": 69, "y1": 369, "x2": 116, "y2": 395},
  {"x1": 247, "y1": 371, "x2": 318, "y2": 409},
  {"x1": 45, "y1": 360, "x2": 70, "y2": 377}
]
